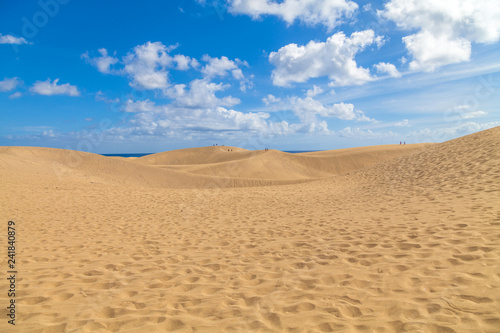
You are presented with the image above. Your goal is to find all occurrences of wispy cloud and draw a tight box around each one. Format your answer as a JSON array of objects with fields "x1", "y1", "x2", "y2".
[
  {"x1": 9, "y1": 92, "x2": 22, "y2": 99},
  {"x1": 0, "y1": 34, "x2": 30, "y2": 45},
  {"x1": 0, "y1": 77, "x2": 23, "y2": 92}
]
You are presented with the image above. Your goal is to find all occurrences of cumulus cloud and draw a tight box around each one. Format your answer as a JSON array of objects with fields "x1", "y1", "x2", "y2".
[
  {"x1": 30, "y1": 79, "x2": 80, "y2": 96},
  {"x1": 373, "y1": 62, "x2": 402, "y2": 78},
  {"x1": 124, "y1": 99, "x2": 158, "y2": 112},
  {"x1": 122, "y1": 42, "x2": 176, "y2": 90},
  {"x1": 82, "y1": 48, "x2": 118, "y2": 74},
  {"x1": 200, "y1": 55, "x2": 251, "y2": 91},
  {"x1": 83, "y1": 42, "x2": 199, "y2": 90},
  {"x1": 269, "y1": 30, "x2": 378, "y2": 87},
  {"x1": 165, "y1": 78, "x2": 240, "y2": 108},
  {"x1": 306, "y1": 85, "x2": 324, "y2": 97},
  {"x1": 84, "y1": 42, "x2": 253, "y2": 113},
  {"x1": 289, "y1": 96, "x2": 376, "y2": 132},
  {"x1": 201, "y1": 55, "x2": 239, "y2": 78},
  {"x1": 0, "y1": 34, "x2": 30, "y2": 45},
  {"x1": 174, "y1": 54, "x2": 197, "y2": 70},
  {"x1": 0, "y1": 77, "x2": 22, "y2": 92},
  {"x1": 83, "y1": 42, "x2": 248, "y2": 96},
  {"x1": 110, "y1": 98, "x2": 291, "y2": 138},
  {"x1": 379, "y1": 0, "x2": 500, "y2": 71},
  {"x1": 227, "y1": 0, "x2": 358, "y2": 30},
  {"x1": 403, "y1": 32, "x2": 470, "y2": 71},
  {"x1": 262, "y1": 94, "x2": 281, "y2": 105}
]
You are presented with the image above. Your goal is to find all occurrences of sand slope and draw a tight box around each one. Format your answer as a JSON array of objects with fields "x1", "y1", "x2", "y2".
[
  {"x1": 0, "y1": 128, "x2": 499, "y2": 332},
  {"x1": 0, "y1": 147, "x2": 306, "y2": 188},
  {"x1": 0, "y1": 143, "x2": 429, "y2": 187},
  {"x1": 136, "y1": 144, "x2": 430, "y2": 180}
]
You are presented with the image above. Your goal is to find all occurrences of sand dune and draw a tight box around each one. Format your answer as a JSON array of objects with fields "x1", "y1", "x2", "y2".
[
  {"x1": 0, "y1": 143, "x2": 429, "y2": 187},
  {"x1": 136, "y1": 143, "x2": 431, "y2": 180},
  {"x1": 135, "y1": 145, "x2": 255, "y2": 166},
  {"x1": 1, "y1": 127, "x2": 499, "y2": 332}
]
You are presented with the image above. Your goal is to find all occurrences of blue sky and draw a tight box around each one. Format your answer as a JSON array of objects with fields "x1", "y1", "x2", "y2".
[{"x1": 1, "y1": 0, "x2": 499, "y2": 153}]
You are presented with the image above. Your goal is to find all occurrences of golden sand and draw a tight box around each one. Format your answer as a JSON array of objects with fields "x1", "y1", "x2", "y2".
[{"x1": 0, "y1": 127, "x2": 499, "y2": 332}]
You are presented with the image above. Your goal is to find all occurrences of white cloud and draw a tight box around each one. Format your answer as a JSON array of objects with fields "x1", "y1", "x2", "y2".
[
  {"x1": 232, "y1": 68, "x2": 244, "y2": 80},
  {"x1": 373, "y1": 62, "x2": 402, "y2": 78},
  {"x1": 0, "y1": 77, "x2": 22, "y2": 92},
  {"x1": 461, "y1": 111, "x2": 487, "y2": 119},
  {"x1": 394, "y1": 119, "x2": 409, "y2": 127},
  {"x1": 228, "y1": 0, "x2": 358, "y2": 30},
  {"x1": 449, "y1": 105, "x2": 487, "y2": 120},
  {"x1": 262, "y1": 94, "x2": 281, "y2": 105},
  {"x1": 403, "y1": 32, "x2": 471, "y2": 72},
  {"x1": 201, "y1": 55, "x2": 239, "y2": 78},
  {"x1": 9, "y1": 92, "x2": 22, "y2": 99},
  {"x1": 82, "y1": 48, "x2": 118, "y2": 74},
  {"x1": 165, "y1": 78, "x2": 240, "y2": 108},
  {"x1": 95, "y1": 91, "x2": 120, "y2": 104},
  {"x1": 30, "y1": 79, "x2": 80, "y2": 96},
  {"x1": 306, "y1": 85, "x2": 324, "y2": 97},
  {"x1": 379, "y1": 0, "x2": 500, "y2": 71},
  {"x1": 173, "y1": 54, "x2": 197, "y2": 70},
  {"x1": 338, "y1": 126, "x2": 377, "y2": 138},
  {"x1": 409, "y1": 121, "x2": 500, "y2": 142},
  {"x1": 84, "y1": 43, "x2": 249, "y2": 96},
  {"x1": 200, "y1": 55, "x2": 251, "y2": 92},
  {"x1": 124, "y1": 99, "x2": 158, "y2": 112},
  {"x1": 269, "y1": 30, "x2": 378, "y2": 87},
  {"x1": 42, "y1": 129, "x2": 56, "y2": 137},
  {"x1": 289, "y1": 96, "x2": 376, "y2": 133},
  {"x1": 108, "y1": 99, "x2": 291, "y2": 138},
  {"x1": 122, "y1": 42, "x2": 175, "y2": 90},
  {"x1": 0, "y1": 34, "x2": 30, "y2": 45},
  {"x1": 212, "y1": 107, "x2": 271, "y2": 131},
  {"x1": 374, "y1": 35, "x2": 386, "y2": 49},
  {"x1": 84, "y1": 42, "x2": 199, "y2": 90}
]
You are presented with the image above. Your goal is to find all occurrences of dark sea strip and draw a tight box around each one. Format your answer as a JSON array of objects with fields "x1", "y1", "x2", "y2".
[
  {"x1": 101, "y1": 150, "x2": 322, "y2": 158},
  {"x1": 102, "y1": 153, "x2": 153, "y2": 158}
]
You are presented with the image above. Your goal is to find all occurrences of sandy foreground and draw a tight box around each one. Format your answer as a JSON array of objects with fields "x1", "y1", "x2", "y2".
[{"x1": 0, "y1": 127, "x2": 499, "y2": 332}]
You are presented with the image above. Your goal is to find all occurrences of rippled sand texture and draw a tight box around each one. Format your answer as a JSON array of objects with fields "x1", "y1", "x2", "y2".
[{"x1": 0, "y1": 127, "x2": 499, "y2": 332}]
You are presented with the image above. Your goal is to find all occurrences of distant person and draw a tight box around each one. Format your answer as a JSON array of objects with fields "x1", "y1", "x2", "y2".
[
  {"x1": 404, "y1": 141, "x2": 406, "y2": 145},
  {"x1": 400, "y1": 141, "x2": 402, "y2": 145}
]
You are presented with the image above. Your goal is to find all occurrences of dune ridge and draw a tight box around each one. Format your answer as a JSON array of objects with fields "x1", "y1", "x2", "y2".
[
  {"x1": 0, "y1": 143, "x2": 432, "y2": 187},
  {"x1": 0, "y1": 127, "x2": 499, "y2": 332}
]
